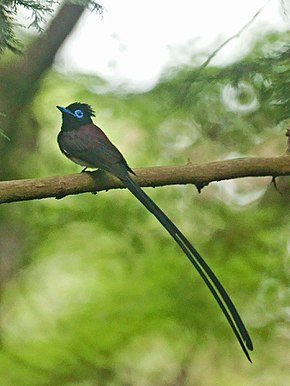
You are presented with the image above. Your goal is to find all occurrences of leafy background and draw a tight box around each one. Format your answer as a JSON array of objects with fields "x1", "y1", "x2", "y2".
[{"x1": 0, "y1": 2, "x2": 289, "y2": 385}]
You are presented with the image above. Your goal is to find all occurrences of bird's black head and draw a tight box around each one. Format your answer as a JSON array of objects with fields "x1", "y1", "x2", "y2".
[{"x1": 57, "y1": 102, "x2": 95, "y2": 131}]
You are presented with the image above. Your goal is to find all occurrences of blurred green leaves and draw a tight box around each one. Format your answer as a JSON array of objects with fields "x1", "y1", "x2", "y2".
[
  {"x1": 0, "y1": 25, "x2": 290, "y2": 386},
  {"x1": 0, "y1": 0, "x2": 104, "y2": 54}
]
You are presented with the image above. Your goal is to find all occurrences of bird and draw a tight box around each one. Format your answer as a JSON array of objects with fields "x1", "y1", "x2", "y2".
[{"x1": 57, "y1": 102, "x2": 253, "y2": 362}]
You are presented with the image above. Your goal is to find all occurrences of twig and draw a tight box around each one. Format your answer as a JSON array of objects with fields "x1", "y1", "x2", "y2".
[{"x1": 177, "y1": 1, "x2": 271, "y2": 103}]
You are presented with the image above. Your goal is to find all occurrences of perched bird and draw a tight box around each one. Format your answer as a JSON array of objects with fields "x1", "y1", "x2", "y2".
[{"x1": 57, "y1": 102, "x2": 253, "y2": 361}]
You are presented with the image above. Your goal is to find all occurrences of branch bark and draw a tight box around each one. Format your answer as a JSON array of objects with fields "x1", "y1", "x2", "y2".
[{"x1": 0, "y1": 155, "x2": 289, "y2": 204}]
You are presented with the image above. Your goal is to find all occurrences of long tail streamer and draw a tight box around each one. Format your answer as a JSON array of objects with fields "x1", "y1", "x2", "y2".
[{"x1": 122, "y1": 174, "x2": 253, "y2": 362}]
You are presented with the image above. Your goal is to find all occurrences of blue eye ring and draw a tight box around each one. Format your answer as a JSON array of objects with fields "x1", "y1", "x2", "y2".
[{"x1": 74, "y1": 109, "x2": 84, "y2": 119}]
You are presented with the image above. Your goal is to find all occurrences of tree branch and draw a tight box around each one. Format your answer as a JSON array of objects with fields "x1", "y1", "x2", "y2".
[
  {"x1": 177, "y1": 1, "x2": 270, "y2": 104},
  {"x1": 0, "y1": 156, "x2": 289, "y2": 204}
]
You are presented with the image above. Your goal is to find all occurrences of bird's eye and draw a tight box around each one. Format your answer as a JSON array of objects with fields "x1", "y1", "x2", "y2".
[{"x1": 74, "y1": 109, "x2": 84, "y2": 119}]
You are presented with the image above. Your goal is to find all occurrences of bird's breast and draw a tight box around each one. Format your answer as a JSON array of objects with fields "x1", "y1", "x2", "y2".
[{"x1": 58, "y1": 131, "x2": 96, "y2": 168}]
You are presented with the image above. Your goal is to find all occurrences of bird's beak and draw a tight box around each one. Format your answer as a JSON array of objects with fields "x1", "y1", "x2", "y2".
[{"x1": 56, "y1": 106, "x2": 75, "y2": 117}]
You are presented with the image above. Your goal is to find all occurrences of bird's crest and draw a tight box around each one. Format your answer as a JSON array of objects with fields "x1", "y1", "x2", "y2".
[{"x1": 66, "y1": 102, "x2": 95, "y2": 117}]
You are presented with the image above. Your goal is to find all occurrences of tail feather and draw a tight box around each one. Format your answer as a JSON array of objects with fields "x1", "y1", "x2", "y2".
[{"x1": 122, "y1": 174, "x2": 253, "y2": 361}]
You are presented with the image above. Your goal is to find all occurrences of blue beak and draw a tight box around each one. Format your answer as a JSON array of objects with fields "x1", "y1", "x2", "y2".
[{"x1": 56, "y1": 106, "x2": 75, "y2": 117}]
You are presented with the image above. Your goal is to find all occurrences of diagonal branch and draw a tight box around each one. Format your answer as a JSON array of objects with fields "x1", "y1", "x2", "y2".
[
  {"x1": 0, "y1": 155, "x2": 289, "y2": 204},
  {"x1": 177, "y1": 0, "x2": 271, "y2": 103}
]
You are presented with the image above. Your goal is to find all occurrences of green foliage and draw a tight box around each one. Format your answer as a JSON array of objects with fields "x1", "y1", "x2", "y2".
[
  {"x1": 0, "y1": 0, "x2": 57, "y2": 53},
  {"x1": 151, "y1": 31, "x2": 290, "y2": 151},
  {"x1": 0, "y1": 0, "x2": 103, "y2": 53},
  {"x1": 0, "y1": 26, "x2": 290, "y2": 386},
  {"x1": 0, "y1": 112, "x2": 10, "y2": 140},
  {"x1": 0, "y1": 128, "x2": 10, "y2": 140}
]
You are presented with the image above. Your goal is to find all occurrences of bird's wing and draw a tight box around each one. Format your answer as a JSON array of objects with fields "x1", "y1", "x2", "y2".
[{"x1": 58, "y1": 124, "x2": 130, "y2": 177}]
